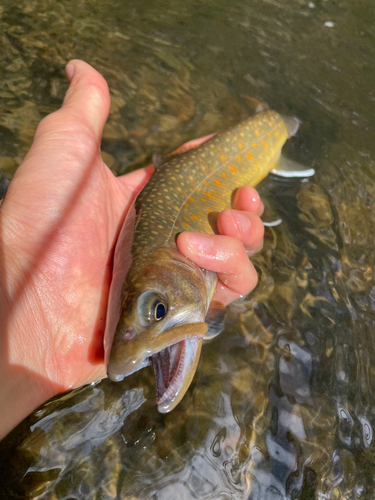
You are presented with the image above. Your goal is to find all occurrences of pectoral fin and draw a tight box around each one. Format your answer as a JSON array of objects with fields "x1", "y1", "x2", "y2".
[
  {"x1": 272, "y1": 155, "x2": 315, "y2": 178},
  {"x1": 263, "y1": 219, "x2": 283, "y2": 227},
  {"x1": 204, "y1": 301, "x2": 227, "y2": 341},
  {"x1": 280, "y1": 115, "x2": 301, "y2": 138}
]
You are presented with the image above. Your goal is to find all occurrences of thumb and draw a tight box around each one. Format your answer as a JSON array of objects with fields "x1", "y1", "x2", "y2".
[
  {"x1": 60, "y1": 60, "x2": 110, "y2": 143},
  {"x1": 2, "y1": 61, "x2": 111, "y2": 233},
  {"x1": 6, "y1": 60, "x2": 110, "y2": 196},
  {"x1": 32, "y1": 60, "x2": 110, "y2": 148}
]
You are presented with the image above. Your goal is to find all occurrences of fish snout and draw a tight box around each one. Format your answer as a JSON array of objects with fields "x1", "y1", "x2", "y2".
[
  {"x1": 107, "y1": 346, "x2": 149, "y2": 381},
  {"x1": 107, "y1": 324, "x2": 150, "y2": 381}
]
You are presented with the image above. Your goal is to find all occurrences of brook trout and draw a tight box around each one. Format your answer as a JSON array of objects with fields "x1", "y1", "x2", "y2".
[{"x1": 104, "y1": 109, "x2": 314, "y2": 413}]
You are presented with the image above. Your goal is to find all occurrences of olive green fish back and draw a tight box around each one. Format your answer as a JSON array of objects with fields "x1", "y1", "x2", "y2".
[{"x1": 133, "y1": 110, "x2": 288, "y2": 254}]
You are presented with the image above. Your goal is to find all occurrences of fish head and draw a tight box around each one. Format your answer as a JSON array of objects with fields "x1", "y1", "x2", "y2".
[{"x1": 106, "y1": 247, "x2": 216, "y2": 413}]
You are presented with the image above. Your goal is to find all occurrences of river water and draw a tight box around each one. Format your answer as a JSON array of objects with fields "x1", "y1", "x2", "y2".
[{"x1": 0, "y1": 0, "x2": 375, "y2": 499}]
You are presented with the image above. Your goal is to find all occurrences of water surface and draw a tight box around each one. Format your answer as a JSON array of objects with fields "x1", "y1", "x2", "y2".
[{"x1": 0, "y1": 0, "x2": 375, "y2": 498}]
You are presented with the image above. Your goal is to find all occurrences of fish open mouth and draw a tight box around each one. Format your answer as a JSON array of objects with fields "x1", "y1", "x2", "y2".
[
  {"x1": 107, "y1": 322, "x2": 208, "y2": 412},
  {"x1": 151, "y1": 337, "x2": 203, "y2": 413}
]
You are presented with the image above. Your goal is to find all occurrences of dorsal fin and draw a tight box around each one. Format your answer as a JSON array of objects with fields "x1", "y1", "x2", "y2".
[
  {"x1": 242, "y1": 96, "x2": 270, "y2": 113},
  {"x1": 152, "y1": 153, "x2": 167, "y2": 169}
]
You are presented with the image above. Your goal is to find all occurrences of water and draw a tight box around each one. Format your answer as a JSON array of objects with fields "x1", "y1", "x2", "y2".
[{"x1": 0, "y1": 0, "x2": 375, "y2": 498}]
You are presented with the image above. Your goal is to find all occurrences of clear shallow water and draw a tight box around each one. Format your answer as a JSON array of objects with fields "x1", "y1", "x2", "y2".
[{"x1": 0, "y1": 0, "x2": 375, "y2": 499}]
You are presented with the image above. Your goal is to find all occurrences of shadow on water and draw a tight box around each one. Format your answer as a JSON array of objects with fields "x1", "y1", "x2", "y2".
[{"x1": 1, "y1": 0, "x2": 375, "y2": 498}]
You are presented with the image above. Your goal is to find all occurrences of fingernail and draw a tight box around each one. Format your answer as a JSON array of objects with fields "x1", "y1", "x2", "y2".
[
  {"x1": 186, "y1": 233, "x2": 213, "y2": 253},
  {"x1": 65, "y1": 63, "x2": 75, "y2": 82},
  {"x1": 233, "y1": 211, "x2": 251, "y2": 233}
]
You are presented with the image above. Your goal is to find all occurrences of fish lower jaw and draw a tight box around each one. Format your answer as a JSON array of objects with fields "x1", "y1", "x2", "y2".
[
  {"x1": 107, "y1": 357, "x2": 150, "y2": 382},
  {"x1": 151, "y1": 337, "x2": 202, "y2": 413}
]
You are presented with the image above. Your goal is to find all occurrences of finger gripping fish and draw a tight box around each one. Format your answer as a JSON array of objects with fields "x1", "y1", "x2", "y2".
[{"x1": 104, "y1": 109, "x2": 314, "y2": 413}]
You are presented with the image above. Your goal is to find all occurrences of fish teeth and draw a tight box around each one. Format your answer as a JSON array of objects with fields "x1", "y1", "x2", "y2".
[{"x1": 152, "y1": 341, "x2": 184, "y2": 404}]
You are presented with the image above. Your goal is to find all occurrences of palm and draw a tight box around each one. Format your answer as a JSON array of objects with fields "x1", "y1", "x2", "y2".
[{"x1": 1, "y1": 118, "x2": 152, "y2": 391}]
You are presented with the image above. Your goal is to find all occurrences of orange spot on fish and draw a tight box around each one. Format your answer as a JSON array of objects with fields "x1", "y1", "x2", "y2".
[
  {"x1": 275, "y1": 129, "x2": 279, "y2": 136},
  {"x1": 207, "y1": 209, "x2": 213, "y2": 213},
  {"x1": 255, "y1": 130, "x2": 260, "y2": 136},
  {"x1": 252, "y1": 143, "x2": 257, "y2": 148},
  {"x1": 214, "y1": 179, "x2": 221, "y2": 186},
  {"x1": 188, "y1": 197, "x2": 194, "y2": 202},
  {"x1": 201, "y1": 198, "x2": 208, "y2": 202},
  {"x1": 236, "y1": 155, "x2": 242, "y2": 162},
  {"x1": 220, "y1": 155, "x2": 226, "y2": 161},
  {"x1": 222, "y1": 172, "x2": 227, "y2": 179},
  {"x1": 230, "y1": 166, "x2": 237, "y2": 173},
  {"x1": 267, "y1": 132, "x2": 272, "y2": 137},
  {"x1": 238, "y1": 144, "x2": 243, "y2": 149},
  {"x1": 183, "y1": 222, "x2": 190, "y2": 227},
  {"x1": 247, "y1": 153, "x2": 253, "y2": 160},
  {"x1": 205, "y1": 191, "x2": 213, "y2": 198},
  {"x1": 198, "y1": 211, "x2": 205, "y2": 216},
  {"x1": 184, "y1": 203, "x2": 189, "y2": 207},
  {"x1": 191, "y1": 214, "x2": 199, "y2": 220},
  {"x1": 203, "y1": 180, "x2": 208, "y2": 186},
  {"x1": 263, "y1": 141, "x2": 268, "y2": 147},
  {"x1": 184, "y1": 217, "x2": 190, "y2": 222}
]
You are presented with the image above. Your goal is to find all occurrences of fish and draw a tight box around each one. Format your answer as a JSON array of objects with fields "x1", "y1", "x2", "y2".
[{"x1": 104, "y1": 108, "x2": 315, "y2": 413}]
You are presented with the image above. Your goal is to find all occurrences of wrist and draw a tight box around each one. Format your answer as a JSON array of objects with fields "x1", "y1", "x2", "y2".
[
  {"x1": 0, "y1": 239, "x2": 61, "y2": 439},
  {"x1": 0, "y1": 361, "x2": 59, "y2": 440}
]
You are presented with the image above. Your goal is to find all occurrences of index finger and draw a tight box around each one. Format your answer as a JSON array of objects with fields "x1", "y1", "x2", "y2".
[{"x1": 177, "y1": 232, "x2": 258, "y2": 305}]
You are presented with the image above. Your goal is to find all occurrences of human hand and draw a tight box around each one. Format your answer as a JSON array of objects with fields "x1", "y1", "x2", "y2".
[{"x1": 0, "y1": 60, "x2": 263, "y2": 439}]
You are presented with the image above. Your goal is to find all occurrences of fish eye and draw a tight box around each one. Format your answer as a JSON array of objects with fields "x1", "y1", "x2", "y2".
[
  {"x1": 154, "y1": 301, "x2": 166, "y2": 321},
  {"x1": 138, "y1": 292, "x2": 168, "y2": 325}
]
